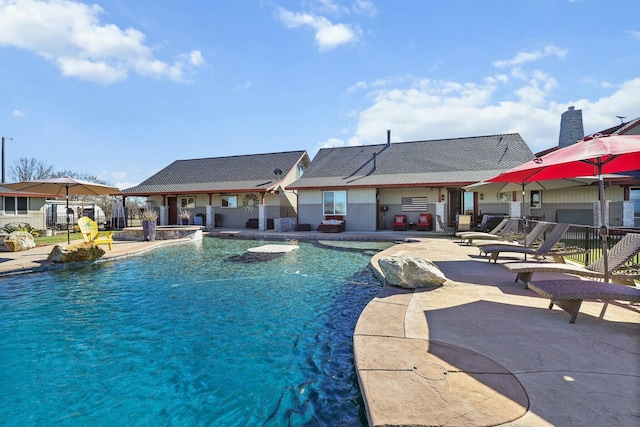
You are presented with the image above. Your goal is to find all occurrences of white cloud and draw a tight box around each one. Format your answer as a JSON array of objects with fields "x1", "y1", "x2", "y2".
[
  {"x1": 276, "y1": 7, "x2": 361, "y2": 51},
  {"x1": 629, "y1": 30, "x2": 640, "y2": 40},
  {"x1": 316, "y1": 72, "x2": 640, "y2": 157},
  {"x1": 12, "y1": 109, "x2": 25, "y2": 117},
  {"x1": 0, "y1": 0, "x2": 204, "y2": 84},
  {"x1": 493, "y1": 45, "x2": 567, "y2": 68},
  {"x1": 236, "y1": 81, "x2": 252, "y2": 90},
  {"x1": 353, "y1": 0, "x2": 377, "y2": 17},
  {"x1": 312, "y1": 0, "x2": 348, "y2": 16}
]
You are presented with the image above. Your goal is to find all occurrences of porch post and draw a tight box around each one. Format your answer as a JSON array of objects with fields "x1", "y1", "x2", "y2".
[
  {"x1": 593, "y1": 200, "x2": 609, "y2": 228},
  {"x1": 435, "y1": 202, "x2": 445, "y2": 232},
  {"x1": 258, "y1": 204, "x2": 267, "y2": 231},
  {"x1": 206, "y1": 205, "x2": 214, "y2": 230},
  {"x1": 621, "y1": 200, "x2": 634, "y2": 227},
  {"x1": 509, "y1": 201, "x2": 521, "y2": 219},
  {"x1": 159, "y1": 206, "x2": 169, "y2": 226}
]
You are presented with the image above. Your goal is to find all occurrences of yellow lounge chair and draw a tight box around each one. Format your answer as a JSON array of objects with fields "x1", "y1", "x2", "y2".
[{"x1": 77, "y1": 216, "x2": 113, "y2": 250}]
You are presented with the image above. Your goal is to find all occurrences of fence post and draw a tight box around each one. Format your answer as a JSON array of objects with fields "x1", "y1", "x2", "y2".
[{"x1": 583, "y1": 226, "x2": 591, "y2": 265}]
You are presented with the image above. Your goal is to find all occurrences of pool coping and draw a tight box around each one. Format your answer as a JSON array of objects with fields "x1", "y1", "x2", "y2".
[{"x1": 1, "y1": 230, "x2": 638, "y2": 426}]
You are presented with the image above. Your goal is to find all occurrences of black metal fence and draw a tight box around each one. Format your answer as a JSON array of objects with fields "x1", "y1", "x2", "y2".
[{"x1": 522, "y1": 219, "x2": 640, "y2": 267}]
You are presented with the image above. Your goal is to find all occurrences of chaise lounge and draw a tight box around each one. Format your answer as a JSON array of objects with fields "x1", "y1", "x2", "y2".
[
  {"x1": 503, "y1": 232, "x2": 640, "y2": 287},
  {"x1": 481, "y1": 223, "x2": 575, "y2": 263},
  {"x1": 528, "y1": 279, "x2": 640, "y2": 323}
]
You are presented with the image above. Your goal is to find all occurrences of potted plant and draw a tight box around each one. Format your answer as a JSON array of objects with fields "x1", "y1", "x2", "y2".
[
  {"x1": 179, "y1": 209, "x2": 192, "y2": 225},
  {"x1": 140, "y1": 209, "x2": 158, "y2": 241}
]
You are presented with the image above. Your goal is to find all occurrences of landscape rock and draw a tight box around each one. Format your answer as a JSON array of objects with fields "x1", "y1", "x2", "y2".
[
  {"x1": 4, "y1": 231, "x2": 36, "y2": 252},
  {"x1": 47, "y1": 243, "x2": 105, "y2": 263},
  {"x1": 378, "y1": 254, "x2": 446, "y2": 289}
]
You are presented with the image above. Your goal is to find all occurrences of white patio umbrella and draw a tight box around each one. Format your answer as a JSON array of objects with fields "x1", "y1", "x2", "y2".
[{"x1": 5, "y1": 177, "x2": 121, "y2": 244}]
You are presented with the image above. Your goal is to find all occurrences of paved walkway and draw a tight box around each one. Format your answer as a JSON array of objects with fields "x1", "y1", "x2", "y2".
[
  {"x1": 360, "y1": 238, "x2": 639, "y2": 427},
  {"x1": 1, "y1": 230, "x2": 638, "y2": 427}
]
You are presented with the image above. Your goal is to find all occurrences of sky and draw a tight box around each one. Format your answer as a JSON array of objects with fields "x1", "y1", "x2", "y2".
[{"x1": 1, "y1": 0, "x2": 639, "y2": 190}]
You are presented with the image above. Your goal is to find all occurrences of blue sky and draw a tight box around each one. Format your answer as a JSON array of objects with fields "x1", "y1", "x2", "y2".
[{"x1": 1, "y1": 0, "x2": 639, "y2": 189}]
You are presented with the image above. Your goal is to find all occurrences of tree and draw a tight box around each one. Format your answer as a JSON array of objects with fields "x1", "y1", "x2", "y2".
[
  {"x1": 10, "y1": 158, "x2": 120, "y2": 224},
  {"x1": 9, "y1": 157, "x2": 54, "y2": 182},
  {"x1": 52, "y1": 170, "x2": 108, "y2": 185}
]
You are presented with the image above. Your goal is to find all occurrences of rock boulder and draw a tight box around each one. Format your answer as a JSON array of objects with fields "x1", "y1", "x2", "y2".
[
  {"x1": 378, "y1": 255, "x2": 446, "y2": 289},
  {"x1": 47, "y1": 243, "x2": 105, "y2": 263},
  {"x1": 4, "y1": 231, "x2": 36, "y2": 252}
]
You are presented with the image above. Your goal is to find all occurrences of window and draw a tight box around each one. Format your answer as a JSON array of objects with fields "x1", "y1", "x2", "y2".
[
  {"x1": 632, "y1": 188, "x2": 640, "y2": 227},
  {"x1": 180, "y1": 197, "x2": 195, "y2": 208},
  {"x1": 323, "y1": 191, "x2": 346, "y2": 215},
  {"x1": 530, "y1": 190, "x2": 541, "y2": 209},
  {"x1": 4, "y1": 196, "x2": 28, "y2": 214},
  {"x1": 221, "y1": 195, "x2": 237, "y2": 208},
  {"x1": 463, "y1": 192, "x2": 474, "y2": 215}
]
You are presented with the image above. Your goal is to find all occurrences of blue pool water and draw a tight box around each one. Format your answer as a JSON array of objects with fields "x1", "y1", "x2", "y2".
[{"x1": 0, "y1": 237, "x2": 392, "y2": 426}]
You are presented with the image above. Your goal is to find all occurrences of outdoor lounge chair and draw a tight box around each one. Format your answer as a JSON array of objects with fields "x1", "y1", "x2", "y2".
[
  {"x1": 436, "y1": 215, "x2": 454, "y2": 235},
  {"x1": 393, "y1": 214, "x2": 408, "y2": 231},
  {"x1": 456, "y1": 214, "x2": 471, "y2": 232},
  {"x1": 415, "y1": 213, "x2": 432, "y2": 231},
  {"x1": 528, "y1": 278, "x2": 640, "y2": 323},
  {"x1": 77, "y1": 216, "x2": 113, "y2": 250},
  {"x1": 456, "y1": 218, "x2": 517, "y2": 245},
  {"x1": 473, "y1": 221, "x2": 551, "y2": 250},
  {"x1": 502, "y1": 232, "x2": 640, "y2": 287},
  {"x1": 456, "y1": 217, "x2": 509, "y2": 238},
  {"x1": 481, "y1": 223, "x2": 573, "y2": 263}
]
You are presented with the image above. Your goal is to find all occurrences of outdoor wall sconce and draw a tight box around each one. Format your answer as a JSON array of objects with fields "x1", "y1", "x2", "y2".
[{"x1": 480, "y1": 193, "x2": 484, "y2": 200}]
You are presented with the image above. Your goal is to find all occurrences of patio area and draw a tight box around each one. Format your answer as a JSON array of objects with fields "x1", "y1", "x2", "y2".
[{"x1": 0, "y1": 230, "x2": 638, "y2": 426}]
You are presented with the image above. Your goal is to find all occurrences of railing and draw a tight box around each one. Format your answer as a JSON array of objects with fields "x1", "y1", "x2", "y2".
[{"x1": 521, "y1": 219, "x2": 640, "y2": 268}]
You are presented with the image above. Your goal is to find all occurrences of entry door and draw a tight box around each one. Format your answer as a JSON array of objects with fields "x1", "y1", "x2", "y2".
[
  {"x1": 448, "y1": 190, "x2": 463, "y2": 225},
  {"x1": 168, "y1": 197, "x2": 178, "y2": 225}
]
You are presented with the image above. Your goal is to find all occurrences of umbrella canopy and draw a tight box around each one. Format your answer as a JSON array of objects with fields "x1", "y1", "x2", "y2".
[
  {"x1": 5, "y1": 177, "x2": 121, "y2": 197},
  {"x1": 485, "y1": 134, "x2": 640, "y2": 282},
  {"x1": 5, "y1": 178, "x2": 121, "y2": 244},
  {"x1": 486, "y1": 134, "x2": 640, "y2": 183}
]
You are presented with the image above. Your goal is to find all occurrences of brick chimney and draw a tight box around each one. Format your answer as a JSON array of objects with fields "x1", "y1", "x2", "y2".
[{"x1": 558, "y1": 106, "x2": 584, "y2": 148}]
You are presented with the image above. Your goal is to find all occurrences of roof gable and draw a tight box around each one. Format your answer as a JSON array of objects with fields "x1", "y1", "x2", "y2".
[
  {"x1": 123, "y1": 150, "x2": 308, "y2": 195},
  {"x1": 289, "y1": 134, "x2": 533, "y2": 189}
]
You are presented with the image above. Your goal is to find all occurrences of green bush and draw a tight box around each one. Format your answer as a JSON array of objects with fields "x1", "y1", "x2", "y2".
[{"x1": 2, "y1": 224, "x2": 42, "y2": 237}]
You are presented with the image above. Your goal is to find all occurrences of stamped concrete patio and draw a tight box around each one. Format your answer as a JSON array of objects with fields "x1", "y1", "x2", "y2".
[{"x1": 1, "y1": 229, "x2": 638, "y2": 426}]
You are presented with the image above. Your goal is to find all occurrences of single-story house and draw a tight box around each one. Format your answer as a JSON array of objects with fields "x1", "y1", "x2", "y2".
[
  {"x1": 122, "y1": 150, "x2": 310, "y2": 230},
  {"x1": 0, "y1": 186, "x2": 52, "y2": 230},
  {"x1": 464, "y1": 112, "x2": 640, "y2": 228},
  {"x1": 287, "y1": 132, "x2": 535, "y2": 231}
]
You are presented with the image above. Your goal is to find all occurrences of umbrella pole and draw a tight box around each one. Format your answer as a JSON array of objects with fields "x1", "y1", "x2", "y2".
[
  {"x1": 522, "y1": 183, "x2": 527, "y2": 261},
  {"x1": 598, "y1": 161, "x2": 609, "y2": 283},
  {"x1": 66, "y1": 186, "x2": 71, "y2": 245}
]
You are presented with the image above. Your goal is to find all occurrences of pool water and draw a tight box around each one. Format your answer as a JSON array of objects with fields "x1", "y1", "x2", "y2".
[{"x1": 0, "y1": 238, "x2": 392, "y2": 426}]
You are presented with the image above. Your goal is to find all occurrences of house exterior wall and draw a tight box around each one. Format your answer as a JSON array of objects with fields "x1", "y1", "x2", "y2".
[
  {"x1": 0, "y1": 196, "x2": 47, "y2": 230},
  {"x1": 147, "y1": 192, "x2": 286, "y2": 228},
  {"x1": 377, "y1": 187, "x2": 439, "y2": 230},
  {"x1": 297, "y1": 188, "x2": 377, "y2": 231}
]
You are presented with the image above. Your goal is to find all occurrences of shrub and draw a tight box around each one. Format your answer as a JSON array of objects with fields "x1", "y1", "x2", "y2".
[{"x1": 2, "y1": 224, "x2": 41, "y2": 237}]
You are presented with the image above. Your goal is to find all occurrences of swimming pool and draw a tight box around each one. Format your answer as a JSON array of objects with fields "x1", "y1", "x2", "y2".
[{"x1": 0, "y1": 237, "x2": 392, "y2": 426}]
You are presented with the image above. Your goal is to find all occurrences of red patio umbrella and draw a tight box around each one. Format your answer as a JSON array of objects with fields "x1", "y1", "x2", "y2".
[{"x1": 486, "y1": 134, "x2": 640, "y2": 282}]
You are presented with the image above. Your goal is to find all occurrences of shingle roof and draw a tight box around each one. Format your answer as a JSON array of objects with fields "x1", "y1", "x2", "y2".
[
  {"x1": 122, "y1": 150, "x2": 308, "y2": 195},
  {"x1": 288, "y1": 134, "x2": 533, "y2": 189}
]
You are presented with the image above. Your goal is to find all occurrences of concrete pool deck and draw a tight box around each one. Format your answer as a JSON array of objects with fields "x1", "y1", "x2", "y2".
[{"x1": 1, "y1": 229, "x2": 638, "y2": 427}]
